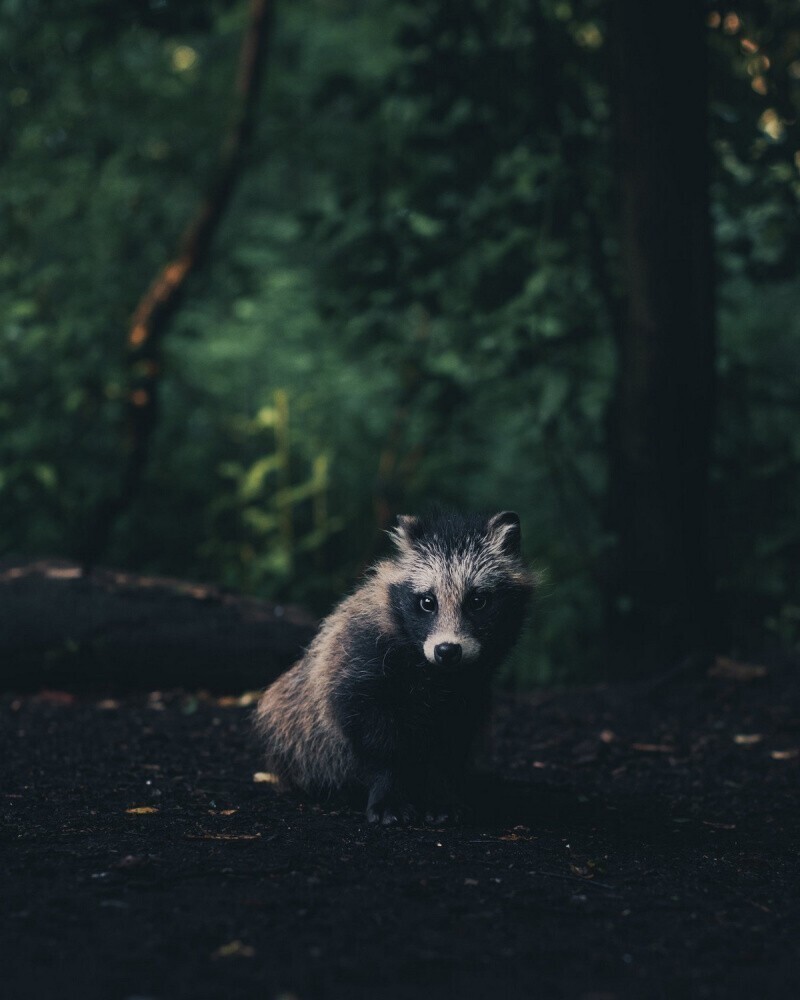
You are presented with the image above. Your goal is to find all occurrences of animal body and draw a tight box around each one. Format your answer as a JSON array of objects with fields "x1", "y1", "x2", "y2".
[{"x1": 254, "y1": 509, "x2": 535, "y2": 824}]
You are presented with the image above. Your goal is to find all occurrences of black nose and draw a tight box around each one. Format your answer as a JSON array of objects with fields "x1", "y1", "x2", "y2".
[{"x1": 434, "y1": 642, "x2": 462, "y2": 666}]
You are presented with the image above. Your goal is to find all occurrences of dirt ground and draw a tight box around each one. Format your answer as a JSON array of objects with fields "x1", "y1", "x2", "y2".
[{"x1": 4, "y1": 660, "x2": 800, "y2": 1000}]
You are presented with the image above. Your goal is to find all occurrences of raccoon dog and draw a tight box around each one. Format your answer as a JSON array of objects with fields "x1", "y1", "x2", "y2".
[{"x1": 255, "y1": 509, "x2": 535, "y2": 824}]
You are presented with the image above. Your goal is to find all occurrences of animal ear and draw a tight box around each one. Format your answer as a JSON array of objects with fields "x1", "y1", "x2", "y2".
[
  {"x1": 390, "y1": 514, "x2": 422, "y2": 554},
  {"x1": 486, "y1": 510, "x2": 521, "y2": 555}
]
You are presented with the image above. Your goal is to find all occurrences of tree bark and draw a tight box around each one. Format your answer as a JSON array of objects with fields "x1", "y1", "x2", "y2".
[
  {"x1": 83, "y1": 0, "x2": 274, "y2": 571},
  {"x1": 606, "y1": 1, "x2": 716, "y2": 673}
]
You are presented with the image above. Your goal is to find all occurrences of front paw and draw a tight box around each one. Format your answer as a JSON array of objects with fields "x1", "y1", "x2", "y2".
[
  {"x1": 424, "y1": 785, "x2": 469, "y2": 826},
  {"x1": 366, "y1": 797, "x2": 418, "y2": 826},
  {"x1": 424, "y1": 800, "x2": 464, "y2": 826}
]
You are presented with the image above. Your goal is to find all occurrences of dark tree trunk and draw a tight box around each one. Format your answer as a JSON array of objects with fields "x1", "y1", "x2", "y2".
[{"x1": 606, "y1": 1, "x2": 716, "y2": 673}]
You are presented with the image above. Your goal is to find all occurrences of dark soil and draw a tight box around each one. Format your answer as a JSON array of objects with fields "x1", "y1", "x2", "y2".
[{"x1": 4, "y1": 661, "x2": 800, "y2": 1000}]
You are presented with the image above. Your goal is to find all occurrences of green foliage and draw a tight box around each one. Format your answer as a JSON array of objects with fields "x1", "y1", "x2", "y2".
[{"x1": 1, "y1": 0, "x2": 799, "y2": 680}]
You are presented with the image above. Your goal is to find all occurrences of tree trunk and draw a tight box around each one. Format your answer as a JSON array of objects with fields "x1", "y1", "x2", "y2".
[{"x1": 606, "y1": 1, "x2": 716, "y2": 673}]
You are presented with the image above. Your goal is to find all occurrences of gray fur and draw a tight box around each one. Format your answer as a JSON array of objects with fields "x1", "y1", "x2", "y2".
[{"x1": 254, "y1": 512, "x2": 535, "y2": 796}]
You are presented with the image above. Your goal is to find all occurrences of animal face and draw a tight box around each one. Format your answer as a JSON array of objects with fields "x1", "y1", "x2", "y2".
[{"x1": 387, "y1": 510, "x2": 533, "y2": 668}]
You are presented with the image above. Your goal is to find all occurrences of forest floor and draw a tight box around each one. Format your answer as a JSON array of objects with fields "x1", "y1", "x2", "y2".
[{"x1": 4, "y1": 659, "x2": 800, "y2": 1000}]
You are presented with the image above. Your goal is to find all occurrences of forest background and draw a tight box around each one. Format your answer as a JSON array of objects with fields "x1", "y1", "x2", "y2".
[{"x1": 2, "y1": 0, "x2": 798, "y2": 683}]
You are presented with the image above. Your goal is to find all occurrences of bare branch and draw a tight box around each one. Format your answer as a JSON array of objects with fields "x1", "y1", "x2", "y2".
[{"x1": 83, "y1": 0, "x2": 275, "y2": 572}]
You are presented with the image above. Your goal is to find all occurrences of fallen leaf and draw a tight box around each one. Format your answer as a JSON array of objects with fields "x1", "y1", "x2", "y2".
[
  {"x1": 733, "y1": 734, "x2": 763, "y2": 746},
  {"x1": 35, "y1": 690, "x2": 75, "y2": 705},
  {"x1": 253, "y1": 771, "x2": 280, "y2": 784},
  {"x1": 208, "y1": 808, "x2": 239, "y2": 816},
  {"x1": 709, "y1": 656, "x2": 767, "y2": 682},
  {"x1": 631, "y1": 743, "x2": 674, "y2": 753},
  {"x1": 96, "y1": 699, "x2": 120, "y2": 710},
  {"x1": 211, "y1": 940, "x2": 255, "y2": 960},
  {"x1": 770, "y1": 749, "x2": 799, "y2": 761},
  {"x1": 46, "y1": 566, "x2": 82, "y2": 580},
  {"x1": 147, "y1": 691, "x2": 166, "y2": 711},
  {"x1": 186, "y1": 833, "x2": 261, "y2": 841},
  {"x1": 126, "y1": 806, "x2": 159, "y2": 815},
  {"x1": 702, "y1": 820, "x2": 736, "y2": 830}
]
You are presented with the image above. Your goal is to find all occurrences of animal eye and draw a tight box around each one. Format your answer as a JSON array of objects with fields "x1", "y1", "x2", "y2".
[
  {"x1": 469, "y1": 593, "x2": 488, "y2": 611},
  {"x1": 419, "y1": 594, "x2": 437, "y2": 613}
]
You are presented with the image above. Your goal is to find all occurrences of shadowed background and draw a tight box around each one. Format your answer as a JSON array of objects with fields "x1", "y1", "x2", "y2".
[{"x1": 2, "y1": 0, "x2": 799, "y2": 683}]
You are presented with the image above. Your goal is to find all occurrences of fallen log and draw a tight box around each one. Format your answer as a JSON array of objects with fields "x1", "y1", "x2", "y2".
[{"x1": 0, "y1": 559, "x2": 316, "y2": 693}]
